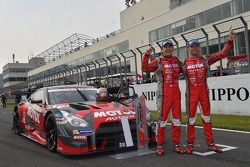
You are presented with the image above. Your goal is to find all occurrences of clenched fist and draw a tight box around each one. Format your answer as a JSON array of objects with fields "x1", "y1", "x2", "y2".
[
  {"x1": 145, "y1": 45, "x2": 154, "y2": 55},
  {"x1": 228, "y1": 26, "x2": 236, "y2": 41}
]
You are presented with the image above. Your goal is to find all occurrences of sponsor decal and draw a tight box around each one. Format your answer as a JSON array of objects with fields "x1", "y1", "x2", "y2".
[
  {"x1": 78, "y1": 130, "x2": 92, "y2": 134},
  {"x1": 187, "y1": 63, "x2": 204, "y2": 69},
  {"x1": 118, "y1": 142, "x2": 126, "y2": 148},
  {"x1": 53, "y1": 104, "x2": 69, "y2": 108},
  {"x1": 72, "y1": 129, "x2": 92, "y2": 135},
  {"x1": 142, "y1": 91, "x2": 156, "y2": 101},
  {"x1": 94, "y1": 110, "x2": 136, "y2": 121},
  {"x1": 105, "y1": 115, "x2": 136, "y2": 121},
  {"x1": 73, "y1": 130, "x2": 80, "y2": 135},
  {"x1": 94, "y1": 110, "x2": 135, "y2": 118},
  {"x1": 31, "y1": 104, "x2": 46, "y2": 114},
  {"x1": 73, "y1": 135, "x2": 87, "y2": 140},
  {"x1": 27, "y1": 108, "x2": 40, "y2": 123},
  {"x1": 211, "y1": 87, "x2": 249, "y2": 101},
  {"x1": 166, "y1": 74, "x2": 171, "y2": 79},
  {"x1": 164, "y1": 64, "x2": 179, "y2": 68}
]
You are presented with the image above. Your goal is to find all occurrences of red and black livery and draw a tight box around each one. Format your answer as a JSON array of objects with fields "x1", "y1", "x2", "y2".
[{"x1": 12, "y1": 85, "x2": 155, "y2": 155}]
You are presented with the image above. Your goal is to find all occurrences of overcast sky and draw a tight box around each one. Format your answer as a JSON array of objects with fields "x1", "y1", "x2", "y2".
[{"x1": 0, "y1": 0, "x2": 125, "y2": 73}]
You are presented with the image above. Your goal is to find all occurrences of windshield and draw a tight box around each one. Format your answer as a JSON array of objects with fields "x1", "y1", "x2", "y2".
[{"x1": 48, "y1": 88, "x2": 97, "y2": 105}]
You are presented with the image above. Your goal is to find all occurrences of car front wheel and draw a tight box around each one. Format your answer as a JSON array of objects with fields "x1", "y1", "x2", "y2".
[{"x1": 46, "y1": 114, "x2": 57, "y2": 152}]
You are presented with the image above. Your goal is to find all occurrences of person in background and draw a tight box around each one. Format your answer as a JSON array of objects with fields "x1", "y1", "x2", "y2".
[
  {"x1": 15, "y1": 94, "x2": 21, "y2": 105},
  {"x1": 1, "y1": 94, "x2": 7, "y2": 108}
]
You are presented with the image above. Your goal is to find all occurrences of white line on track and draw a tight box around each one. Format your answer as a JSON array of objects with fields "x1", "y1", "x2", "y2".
[
  {"x1": 192, "y1": 144, "x2": 238, "y2": 156},
  {"x1": 166, "y1": 123, "x2": 250, "y2": 134}
]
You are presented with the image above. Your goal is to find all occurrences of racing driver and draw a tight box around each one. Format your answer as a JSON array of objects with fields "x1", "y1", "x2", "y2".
[
  {"x1": 142, "y1": 39, "x2": 184, "y2": 156},
  {"x1": 184, "y1": 27, "x2": 236, "y2": 154},
  {"x1": 96, "y1": 87, "x2": 109, "y2": 101}
]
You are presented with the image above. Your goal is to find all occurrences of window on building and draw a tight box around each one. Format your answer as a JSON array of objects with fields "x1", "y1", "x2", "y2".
[
  {"x1": 204, "y1": 5, "x2": 223, "y2": 25},
  {"x1": 3, "y1": 77, "x2": 27, "y2": 83},
  {"x1": 116, "y1": 40, "x2": 129, "y2": 53},
  {"x1": 149, "y1": 30, "x2": 159, "y2": 43},
  {"x1": 170, "y1": 0, "x2": 192, "y2": 9},
  {"x1": 104, "y1": 47, "x2": 114, "y2": 57},
  {"x1": 186, "y1": 16, "x2": 197, "y2": 30},
  {"x1": 243, "y1": 0, "x2": 250, "y2": 11},
  {"x1": 149, "y1": 2, "x2": 234, "y2": 43},
  {"x1": 221, "y1": 2, "x2": 232, "y2": 18},
  {"x1": 158, "y1": 26, "x2": 170, "y2": 40},
  {"x1": 233, "y1": 0, "x2": 244, "y2": 14},
  {"x1": 171, "y1": 19, "x2": 187, "y2": 34}
]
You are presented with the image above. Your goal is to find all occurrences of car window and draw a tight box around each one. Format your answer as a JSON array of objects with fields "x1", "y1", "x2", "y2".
[
  {"x1": 31, "y1": 89, "x2": 44, "y2": 102},
  {"x1": 78, "y1": 89, "x2": 97, "y2": 101},
  {"x1": 48, "y1": 88, "x2": 84, "y2": 105}
]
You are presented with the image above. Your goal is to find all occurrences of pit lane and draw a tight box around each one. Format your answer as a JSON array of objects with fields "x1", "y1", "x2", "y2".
[{"x1": 0, "y1": 108, "x2": 249, "y2": 167}]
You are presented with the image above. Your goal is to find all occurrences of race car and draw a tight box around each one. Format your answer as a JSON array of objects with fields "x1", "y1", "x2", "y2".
[{"x1": 12, "y1": 85, "x2": 155, "y2": 155}]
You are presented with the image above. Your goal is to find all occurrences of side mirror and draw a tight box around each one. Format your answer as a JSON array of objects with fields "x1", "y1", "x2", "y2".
[{"x1": 31, "y1": 99, "x2": 43, "y2": 104}]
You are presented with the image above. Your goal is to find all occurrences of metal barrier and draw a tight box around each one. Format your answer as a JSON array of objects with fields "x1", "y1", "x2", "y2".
[
  {"x1": 136, "y1": 44, "x2": 153, "y2": 84},
  {"x1": 86, "y1": 61, "x2": 97, "y2": 85},
  {"x1": 95, "y1": 58, "x2": 109, "y2": 86},
  {"x1": 120, "y1": 49, "x2": 138, "y2": 85},
  {"x1": 107, "y1": 54, "x2": 122, "y2": 87},
  {"x1": 213, "y1": 16, "x2": 250, "y2": 74}
]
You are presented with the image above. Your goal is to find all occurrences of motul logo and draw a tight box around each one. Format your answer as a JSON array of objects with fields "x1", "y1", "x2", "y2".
[
  {"x1": 187, "y1": 63, "x2": 204, "y2": 69},
  {"x1": 94, "y1": 110, "x2": 135, "y2": 118}
]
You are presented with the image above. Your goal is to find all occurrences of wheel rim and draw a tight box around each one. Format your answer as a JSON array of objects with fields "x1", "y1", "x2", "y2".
[{"x1": 46, "y1": 117, "x2": 56, "y2": 149}]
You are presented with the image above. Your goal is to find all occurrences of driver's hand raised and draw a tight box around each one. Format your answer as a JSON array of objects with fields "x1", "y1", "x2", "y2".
[
  {"x1": 145, "y1": 44, "x2": 154, "y2": 55},
  {"x1": 228, "y1": 26, "x2": 236, "y2": 41}
]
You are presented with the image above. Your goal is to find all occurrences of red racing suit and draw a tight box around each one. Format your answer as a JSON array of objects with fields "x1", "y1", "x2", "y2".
[
  {"x1": 184, "y1": 39, "x2": 233, "y2": 145},
  {"x1": 142, "y1": 54, "x2": 182, "y2": 146}
]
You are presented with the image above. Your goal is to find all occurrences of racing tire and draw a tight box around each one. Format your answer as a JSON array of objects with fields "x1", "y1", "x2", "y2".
[
  {"x1": 45, "y1": 114, "x2": 57, "y2": 152},
  {"x1": 12, "y1": 111, "x2": 22, "y2": 135}
]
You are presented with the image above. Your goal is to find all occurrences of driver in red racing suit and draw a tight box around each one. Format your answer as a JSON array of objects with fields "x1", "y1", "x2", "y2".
[
  {"x1": 142, "y1": 39, "x2": 184, "y2": 156},
  {"x1": 184, "y1": 28, "x2": 236, "y2": 154}
]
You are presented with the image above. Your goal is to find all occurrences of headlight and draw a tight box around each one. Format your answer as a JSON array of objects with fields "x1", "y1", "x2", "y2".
[{"x1": 61, "y1": 110, "x2": 89, "y2": 128}]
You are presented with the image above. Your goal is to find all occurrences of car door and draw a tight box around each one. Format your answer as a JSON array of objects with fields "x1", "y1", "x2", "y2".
[{"x1": 27, "y1": 89, "x2": 47, "y2": 132}]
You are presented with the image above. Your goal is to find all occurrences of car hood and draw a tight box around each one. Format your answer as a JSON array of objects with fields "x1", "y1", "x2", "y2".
[{"x1": 52, "y1": 101, "x2": 136, "y2": 128}]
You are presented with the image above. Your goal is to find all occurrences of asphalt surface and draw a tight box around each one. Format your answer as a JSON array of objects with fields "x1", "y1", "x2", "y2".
[{"x1": 0, "y1": 107, "x2": 249, "y2": 167}]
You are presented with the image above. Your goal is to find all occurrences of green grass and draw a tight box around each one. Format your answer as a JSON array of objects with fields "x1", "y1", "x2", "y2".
[
  {"x1": 150, "y1": 111, "x2": 250, "y2": 132},
  {"x1": 0, "y1": 103, "x2": 16, "y2": 110}
]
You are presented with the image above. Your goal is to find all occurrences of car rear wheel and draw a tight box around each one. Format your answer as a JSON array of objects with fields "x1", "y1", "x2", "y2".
[{"x1": 46, "y1": 114, "x2": 57, "y2": 152}]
